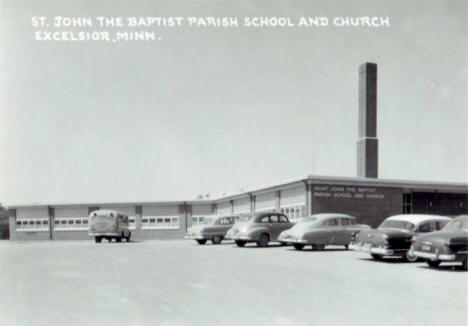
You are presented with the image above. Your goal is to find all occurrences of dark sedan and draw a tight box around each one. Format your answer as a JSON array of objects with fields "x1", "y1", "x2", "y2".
[
  {"x1": 349, "y1": 214, "x2": 451, "y2": 261},
  {"x1": 410, "y1": 215, "x2": 468, "y2": 269}
]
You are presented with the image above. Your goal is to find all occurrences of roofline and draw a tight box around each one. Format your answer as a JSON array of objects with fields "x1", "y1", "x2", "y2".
[{"x1": 5, "y1": 174, "x2": 467, "y2": 209}]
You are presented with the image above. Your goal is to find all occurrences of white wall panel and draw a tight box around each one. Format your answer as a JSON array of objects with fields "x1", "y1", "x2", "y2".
[
  {"x1": 255, "y1": 192, "x2": 276, "y2": 210},
  {"x1": 17, "y1": 207, "x2": 48, "y2": 219},
  {"x1": 233, "y1": 197, "x2": 250, "y2": 214},
  {"x1": 54, "y1": 207, "x2": 88, "y2": 218},
  {"x1": 192, "y1": 204, "x2": 214, "y2": 216},
  {"x1": 217, "y1": 201, "x2": 232, "y2": 216},
  {"x1": 142, "y1": 205, "x2": 179, "y2": 216},
  {"x1": 280, "y1": 186, "x2": 306, "y2": 206},
  {"x1": 100, "y1": 205, "x2": 136, "y2": 216}
]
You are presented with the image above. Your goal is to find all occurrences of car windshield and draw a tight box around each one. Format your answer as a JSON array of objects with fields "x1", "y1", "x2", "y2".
[
  {"x1": 442, "y1": 218, "x2": 468, "y2": 231},
  {"x1": 379, "y1": 219, "x2": 415, "y2": 231}
]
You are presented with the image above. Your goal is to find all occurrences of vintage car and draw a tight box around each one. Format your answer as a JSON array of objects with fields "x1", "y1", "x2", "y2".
[
  {"x1": 278, "y1": 213, "x2": 371, "y2": 250},
  {"x1": 349, "y1": 214, "x2": 451, "y2": 261},
  {"x1": 225, "y1": 211, "x2": 293, "y2": 247},
  {"x1": 410, "y1": 215, "x2": 468, "y2": 269},
  {"x1": 185, "y1": 216, "x2": 238, "y2": 245}
]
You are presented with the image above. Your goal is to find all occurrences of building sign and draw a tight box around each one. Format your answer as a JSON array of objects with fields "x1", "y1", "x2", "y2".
[{"x1": 313, "y1": 185, "x2": 385, "y2": 200}]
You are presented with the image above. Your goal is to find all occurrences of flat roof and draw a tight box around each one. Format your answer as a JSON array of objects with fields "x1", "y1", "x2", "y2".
[{"x1": 6, "y1": 174, "x2": 467, "y2": 209}]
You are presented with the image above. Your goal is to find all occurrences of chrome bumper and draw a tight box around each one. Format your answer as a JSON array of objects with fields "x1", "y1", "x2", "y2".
[
  {"x1": 349, "y1": 243, "x2": 403, "y2": 256},
  {"x1": 411, "y1": 250, "x2": 456, "y2": 261}
]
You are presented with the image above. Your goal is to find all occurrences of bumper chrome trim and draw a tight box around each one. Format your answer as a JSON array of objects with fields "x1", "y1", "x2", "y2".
[{"x1": 411, "y1": 250, "x2": 456, "y2": 261}]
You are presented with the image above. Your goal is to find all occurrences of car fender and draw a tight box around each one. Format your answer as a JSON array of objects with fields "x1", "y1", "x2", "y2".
[{"x1": 247, "y1": 226, "x2": 270, "y2": 241}]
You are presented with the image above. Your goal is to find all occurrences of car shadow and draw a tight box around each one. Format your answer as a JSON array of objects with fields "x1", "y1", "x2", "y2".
[
  {"x1": 357, "y1": 257, "x2": 418, "y2": 264},
  {"x1": 285, "y1": 248, "x2": 350, "y2": 252},
  {"x1": 417, "y1": 265, "x2": 467, "y2": 272},
  {"x1": 235, "y1": 243, "x2": 285, "y2": 249}
]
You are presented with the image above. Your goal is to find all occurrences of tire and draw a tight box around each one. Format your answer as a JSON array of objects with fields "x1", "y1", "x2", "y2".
[
  {"x1": 212, "y1": 236, "x2": 222, "y2": 245},
  {"x1": 314, "y1": 244, "x2": 325, "y2": 251},
  {"x1": 280, "y1": 242, "x2": 287, "y2": 246},
  {"x1": 427, "y1": 260, "x2": 440, "y2": 268},
  {"x1": 403, "y1": 251, "x2": 418, "y2": 262},
  {"x1": 126, "y1": 232, "x2": 131, "y2": 242},
  {"x1": 344, "y1": 245, "x2": 349, "y2": 250},
  {"x1": 293, "y1": 243, "x2": 305, "y2": 250},
  {"x1": 196, "y1": 239, "x2": 207, "y2": 245},
  {"x1": 256, "y1": 233, "x2": 269, "y2": 247},
  {"x1": 95, "y1": 236, "x2": 102, "y2": 243},
  {"x1": 116, "y1": 237, "x2": 122, "y2": 243},
  {"x1": 461, "y1": 257, "x2": 467, "y2": 271},
  {"x1": 371, "y1": 254, "x2": 383, "y2": 260},
  {"x1": 235, "y1": 240, "x2": 246, "y2": 247},
  {"x1": 107, "y1": 237, "x2": 112, "y2": 242}
]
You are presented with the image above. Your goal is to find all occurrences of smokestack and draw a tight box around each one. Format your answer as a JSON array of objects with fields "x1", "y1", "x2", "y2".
[{"x1": 357, "y1": 62, "x2": 378, "y2": 178}]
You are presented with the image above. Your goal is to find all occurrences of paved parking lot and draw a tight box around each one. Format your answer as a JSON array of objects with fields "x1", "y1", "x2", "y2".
[{"x1": 0, "y1": 239, "x2": 466, "y2": 326}]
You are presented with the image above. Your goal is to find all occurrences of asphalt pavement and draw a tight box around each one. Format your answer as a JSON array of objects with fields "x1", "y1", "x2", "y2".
[{"x1": 0, "y1": 239, "x2": 466, "y2": 326}]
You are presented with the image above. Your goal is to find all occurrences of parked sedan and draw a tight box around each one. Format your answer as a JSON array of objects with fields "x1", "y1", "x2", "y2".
[
  {"x1": 225, "y1": 212, "x2": 293, "y2": 247},
  {"x1": 410, "y1": 215, "x2": 467, "y2": 269},
  {"x1": 349, "y1": 214, "x2": 451, "y2": 261},
  {"x1": 185, "y1": 216, "x2": 238, "y2": 245},
  {"x1": 278, "y1": 213, "x2": 371, "y2": 250}
]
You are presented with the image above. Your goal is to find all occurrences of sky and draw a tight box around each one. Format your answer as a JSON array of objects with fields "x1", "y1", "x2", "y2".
[{"x1": 0, "y1": 0, "x2": 466, "y2": 205}]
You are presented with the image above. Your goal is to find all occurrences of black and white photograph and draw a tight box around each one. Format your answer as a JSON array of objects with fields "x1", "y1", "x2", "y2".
[{"x1": 0, "y1": 0, "x2": 467, "y2": 325}]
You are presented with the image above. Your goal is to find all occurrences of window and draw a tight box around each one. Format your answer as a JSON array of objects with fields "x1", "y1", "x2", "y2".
[
  {"x1": 279, "y1": 215, "x2": 288, "y2": 223},
  {"x1": 326, "y1": 219, "x2": 339, "y2": 226},
  {"x1": 341, "y1": 219, "x2": 351, "y2": 226},
  {"x1": 270, "y1": 215, "x2": 279, "y2": 223},
  {"x1": 417, "y1": 222, "x2": 432, "y2": 233},
  {"x1": 54, "y1": 217, "x2": 88, "y2": 231},
  {"x1": 142, "y1": 216, "x2": 180, "y2": 229},
  {"x1": 280, "y1": 204, "x2": 306, "y2": 222},
  {"x1": 403, "y1": 193, "x2": 412, "y2": 214},
  {"x1": 16, "y1": 218, "x2": 49, "y2": 232},
  {"x1": 259, "y1": 216, "x2": 270, "y2": 223}
]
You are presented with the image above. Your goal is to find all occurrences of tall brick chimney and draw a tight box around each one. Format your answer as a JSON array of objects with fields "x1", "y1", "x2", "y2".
[{"x1": 357, "y1": 62, "x2": 378, "y2": 178}]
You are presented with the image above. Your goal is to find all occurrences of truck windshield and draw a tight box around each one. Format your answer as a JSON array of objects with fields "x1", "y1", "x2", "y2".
[{"x1": 379, "y1": 220, "x2": 414, "y2": 231}]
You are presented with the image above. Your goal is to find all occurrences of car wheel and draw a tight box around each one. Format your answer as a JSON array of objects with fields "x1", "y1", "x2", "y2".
[
  {"x1": 116, "y1": 237, "x2": 122, "y2": 243},
  {"x1": 235, "y1": 240, "x2": 246, "y2": 247},
  {"x1": 257, "y1": 233, "x2": 269, "y2": 247},
  {"x1": 371, "y1": 254, "x2": 383, "y2": 260},
  {"x1": 95, "y1": 236, "x2": 102, "y2": 243},
  {"x1": 126, "y1": 232, "x2": 131, "y2": 242},
  {"x1": 427, "y1": 260, "x2": 440, "y2": 268},
  {"x1": 280, "y1": 242, "x2": 287, "y2": 246},
  {"x1": 314, "y1": 244, "x2": 325, "y2": 251},
  {"x1": 212, "y1": 236, "x2": 222, "y2": 245},
  {"x1": 344, "y1": 245, "x2": 349, "y2": 250},
  {"x1": 403, "y1": 251, "x2": 418, "y2": 262},
  {"x1": 196, "y1": 239, "x2": 207, "y2": 245},
  {"x1": 293, "y1": 243, "x2": 305, "y2": 250}
]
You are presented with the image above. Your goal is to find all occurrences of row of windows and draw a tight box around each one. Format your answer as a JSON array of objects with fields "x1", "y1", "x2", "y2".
[
  {"x1": 54, "y1": 218, "x2": 88, "y2": 230},
  {"x1": 280, "y1": 204, "x2": 306, "y2": 221},
  {"x1": 192, "y1": 216, "x2": 211, "y2": 225},
  {"x1": 16, "y1": 219, "x2": 49, "y2": 231},
  {"x1": 141, "y1": 216, "x2": 180, "y2": 229}
]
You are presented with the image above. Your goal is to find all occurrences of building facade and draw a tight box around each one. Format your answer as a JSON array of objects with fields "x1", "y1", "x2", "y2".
[{"x1": 8, "y1": 175, "x2": 468, "y2": 241}]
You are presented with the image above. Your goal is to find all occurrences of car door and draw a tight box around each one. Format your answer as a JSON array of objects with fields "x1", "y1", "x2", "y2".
[
  {"x1": 324, "y1": 218, "x2": 342, "y2": 245},
  {"x1": 340, "y1": 218, "x2": 356, "y2": 245},
  {"x1": 278, "y1": 214, "x2": 291, "y2": 234},
  {"x1": 268, "y1": 214, "x2": 282, "y2": 240}
]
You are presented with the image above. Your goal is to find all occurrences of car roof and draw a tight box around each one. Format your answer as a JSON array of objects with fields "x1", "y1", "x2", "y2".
[
  {"x1": 310, "y1": 213, "x2": 355, "y2": 220},
  {"x1": 386, "y1": 214, "x2": 451, "y2": 225}
]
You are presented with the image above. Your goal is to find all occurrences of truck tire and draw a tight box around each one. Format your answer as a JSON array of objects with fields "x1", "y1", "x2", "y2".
[
  {"x1": 196, "y1": 239, "x2": 207, "y2": 245},
  {"x1": 371, "y1": 254, "x2": 383, "y2": 260},
  {"x1": 95, "y1": 236, "x2": 102, "y2": 243}
]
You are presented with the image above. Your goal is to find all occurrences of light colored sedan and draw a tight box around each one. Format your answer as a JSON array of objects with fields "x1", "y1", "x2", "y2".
[
  {"x1": 278, "y1": 213, "x2": 371, "y2": 250},
  {"x1": 185, "y1": 216, "x2": 238, "y2": 245},
  {"x1": 226, "y1": 212, "x2": 293, "y2": 247}
]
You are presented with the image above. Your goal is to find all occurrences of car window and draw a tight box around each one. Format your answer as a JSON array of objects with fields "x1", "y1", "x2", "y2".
[
  {"x1": 270, "y1": 215, "x2": 279, "y2": 223},
  {"x1": 435, "y1": 220, "x2": 448, "y2": 230},
  {"x1": 279, "y1": 215, "x2": 288, "y2": 223},
  {"x1": 259, "y1": 216, "x2": 270, "y2": 223},
  {"x1": 326, "y1": 218, "x2": 339, "y2": 226},
  {"x1": 417, "y1": 222, "x2": 432, "y2": 233},
  {"x1": 226, "y1": 217, "x2": 232, "y2": 224},
  {"x1": 341, "y1": 218, "x2": 350, "y2": 226}
]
